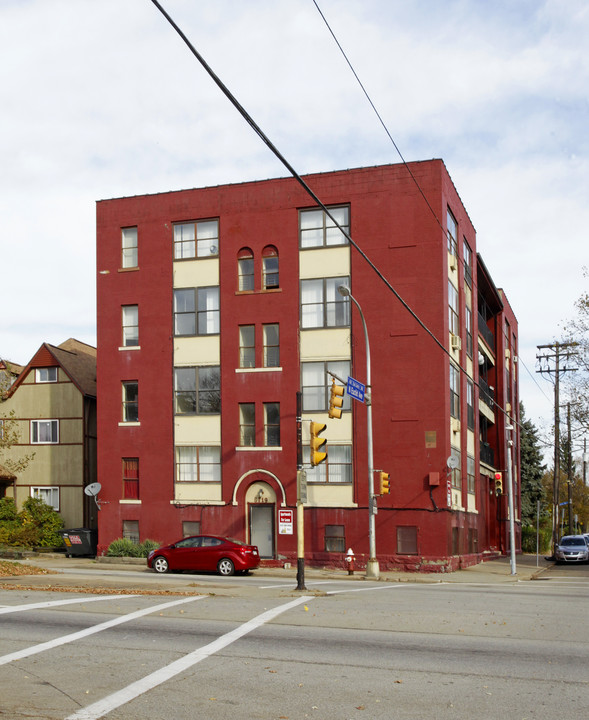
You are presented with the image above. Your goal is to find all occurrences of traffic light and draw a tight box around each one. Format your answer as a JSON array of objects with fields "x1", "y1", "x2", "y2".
[
  {"x1": 310, "y1": 421, "x2": 327, "y2": 466},
  {"x1": 494, "y1": 472, "x2": 503, "y2": 495},
  {"x1": 379, "y1": 471, "x2": 390, "y2": 495},
  {"x1": 328, "y1": 379, "x2": 345, "y2": 419}
]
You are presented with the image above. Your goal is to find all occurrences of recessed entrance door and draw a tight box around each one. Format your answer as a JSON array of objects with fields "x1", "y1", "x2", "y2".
[{"x1": 250, "y1": 504, "x2": 275, "y2": 558}]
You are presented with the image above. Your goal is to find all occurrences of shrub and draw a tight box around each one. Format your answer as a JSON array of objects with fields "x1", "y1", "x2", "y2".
[
  {"x1": 0, "y1": 497, "x2": 18, "y2": 523},
  {"x1": 139, "y1": 539, "x2": 161, "y2": 557},
  {"x1": 521, "y1": 524, "x2": 552, "y2": 554},
  {"x1": 106, "y1": 538, "x2": 141, "y2": 557},
  {"x1": 106, "y1": 537, "x2": 161, "y2": 558},
  {"x1": 0, "y1": 496, "x2": 64, "y2": 548}
]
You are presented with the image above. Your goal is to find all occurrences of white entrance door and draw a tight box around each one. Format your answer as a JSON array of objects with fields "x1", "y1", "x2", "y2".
[{"x1": 250, "y1": 504, "x2": 275, "y2": 558}]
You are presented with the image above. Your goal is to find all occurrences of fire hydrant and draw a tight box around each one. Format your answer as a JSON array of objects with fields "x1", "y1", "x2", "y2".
[{"x1": 345, "y1": 547, "x2": 356, "y2": 575}]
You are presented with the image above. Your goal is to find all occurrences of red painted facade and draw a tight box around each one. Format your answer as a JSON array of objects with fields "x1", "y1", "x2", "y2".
[{"x1": 96, "y1": 160, "x2": 520, "y2": 570}]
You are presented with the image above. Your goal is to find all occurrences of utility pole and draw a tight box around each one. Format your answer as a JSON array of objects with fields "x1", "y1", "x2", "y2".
[
  {"x1": 536, "y1": 342, "x2": 578, "y2": 552},
  {"x1": 567, "y1": 402, "x2": 573, "y2": 534}
]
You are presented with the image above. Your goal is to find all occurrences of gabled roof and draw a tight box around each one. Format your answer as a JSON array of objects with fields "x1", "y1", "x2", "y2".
[{"x1": 8, "y1": 338, "x2": 97, "y2": 399}]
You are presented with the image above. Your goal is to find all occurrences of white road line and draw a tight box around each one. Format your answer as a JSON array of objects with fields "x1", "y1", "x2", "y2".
[
  {"x1": 0, "y1": 595, "x2": 135, "y2": 615},
  {"x1": 0, "y1": 595, "x2": 204, "y2": 667},
  {"x1": 326, "y1": 584, "x2": 412, "y2": 595},
  {"x1": 65, "y1": 594, "x2": 313, "y2": 720}
]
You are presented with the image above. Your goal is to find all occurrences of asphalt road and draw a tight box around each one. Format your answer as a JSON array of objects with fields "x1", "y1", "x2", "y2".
[{"x1": 1, "y1": 561, "x2": 588, "y2": 720}]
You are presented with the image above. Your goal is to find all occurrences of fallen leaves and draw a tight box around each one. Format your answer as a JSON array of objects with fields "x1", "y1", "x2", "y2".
[{"x1": 0, "y1": 560, "x2": 55, "y2": 577}]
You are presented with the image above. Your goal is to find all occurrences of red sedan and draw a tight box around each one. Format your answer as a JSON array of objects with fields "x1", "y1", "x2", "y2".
[{"x1": 147, "y1": 535, "x2": 260, "y2": 576}]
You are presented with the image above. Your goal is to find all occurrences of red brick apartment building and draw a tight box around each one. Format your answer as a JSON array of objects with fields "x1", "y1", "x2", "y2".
[{"x1": 96, "y1": 160, "x2": 520, "y2": 570}]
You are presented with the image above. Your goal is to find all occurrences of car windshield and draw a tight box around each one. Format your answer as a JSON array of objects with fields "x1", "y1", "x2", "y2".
[{"x1": 561, "y1": 537, "x2": 585, "y2": 546}]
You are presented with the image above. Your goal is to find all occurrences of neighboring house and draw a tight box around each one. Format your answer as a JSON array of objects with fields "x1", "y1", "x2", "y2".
[
  {"x1": 1, "y1": 339, "x2": 97, "y2": 529},
  {"x1": 95, "y1": 160, "x2": 520, "y2": 568}
]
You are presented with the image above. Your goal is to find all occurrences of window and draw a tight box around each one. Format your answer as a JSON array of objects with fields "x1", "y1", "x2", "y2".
[
  {"x1": 239, "y1": 403, "x2": 255, "y2": 446},
  {"x1": 264, "y1": 403, "x2": 280, "y2": 446},
  {"x1": 464, "y1": 240, "x2": 472, "y2": 287},
  {"x1": 31, "y1": 486, "x2": 59, "y2": 510},
  {"x1": 122, "y1": 381, "x2": 138, "y2": 422},
  {"x1": 123, "y1": 520, "x2": 139, "y2": 544},
  {"x1": 262, "y1": 246, "x2": 279, "y2": 289},
  {"x1": 301, "y1": 361, "x2": 350, "y2": 412},
  {"x1": 450, "y1": 448, "x2": 461, "y2": 489},
  {"x1": 239, "y1": 325, "x2": 255, "y2": 368},
  {"x1": 237, "y1": 248, "x2": 254, "y2": 291},
  {"x1": 31, "y1": 420, "x2": 59, "y2": 444},
  {"x1": 448, "y1": 280, "x2": 459, "y2": 336},
  {"x1": 467, "y1": 454, "x2": 475, "y2": 494},
  {"x1": 397, "y1": 526, "x2": 418, "y2": 555},
  {"x1": 198, "y1": 287, "x2": 220, "y2": 335},
  {"x1": 176, "y1": 446, "x2": 221, "y2": 482},
  {"x1": 174, "y1": 287, "x2": 220, "y2": 336},
  {"x1": 174, "y1": 219, "x2": 219, "y2": 259},
  {"x1": 305, "y1": 445, "x2": 352, "y2": 483},
  {"x1": 465, "y1": 305, "x2": 473, "y2": 358},
  {"x1": 447, "y1": 209, "x2": 458, "y2": 256},
  {"x1": 466, "y1": 378, "x2": 475, "y2": 430},
  {"x1": 449, "y1": 363, "x2": 460, "y2": 419},
  {"x1": 299, "y1": 206, "x2": 349, "y2": 248},
  {"x1": 263, "y1": 324, "x2": 280, "y2": 367},
  {"x1": 121, "y1": 227, "x2": 138, "y2": 268},
  {"x1": 183, "y1": 521, "x2": 201, "y2": 537},
  {"x1": 174, "y1": 367, "x2": 220, "y2": 414},
  {"x1": 122, "y1": 458, "x2": 139, "y2": 499},
  {"x1": 122, "y1": 305, "x2": 139, "y2": 347},
  {"x1": 36, "y1": 367, "x2": 57, "y2": 383},
  {"x1": 324, "y1": 525, "x2": 345, "y2": 552},
  {"x1": 300, "y1": 277, "x2": 350, "y2": 329}
]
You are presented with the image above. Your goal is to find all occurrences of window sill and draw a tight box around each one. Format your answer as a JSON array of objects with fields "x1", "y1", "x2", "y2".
[
  {"x1": 119, "y1": 421, "x2": 141, "y2": 427},
  {"x1": 118, "y1": 266, "x2": 139, "y2": 273},
  {"x1": 235, "y1": 367, "x2": 282, "y2": 374},
  {"x1": 235, "y1": 288, "x2": 282, "y2": 296},
  {"x1": 119, "y1": 345, "x2": 141, "y2": 351},
  {"x1": 236, "y1": 446, "x2": 282, "y2": 452},
  {"x1": 119, "y1": 499, "x2": 142, "y2": 504}
]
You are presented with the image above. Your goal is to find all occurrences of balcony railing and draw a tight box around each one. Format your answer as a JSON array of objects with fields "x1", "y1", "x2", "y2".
[
  {"x1": 478, "y1": 312, "x2": 495, "y2": 349},
  {"x1": 479, "y1": 377, "x2": 495, "y2": 408},
  {"x1": 480, "y1": 442, "x2": 494, "y2": 466}
]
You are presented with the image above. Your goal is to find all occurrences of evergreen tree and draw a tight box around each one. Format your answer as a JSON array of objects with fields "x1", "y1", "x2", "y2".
[{"x1": 519, "y1": 402, "x2": 546, "y2": 525}]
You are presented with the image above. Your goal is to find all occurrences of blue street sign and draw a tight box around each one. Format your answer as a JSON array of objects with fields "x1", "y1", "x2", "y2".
[{"x1": 347, "y1": 376, "x2": 365, "y2": 403}]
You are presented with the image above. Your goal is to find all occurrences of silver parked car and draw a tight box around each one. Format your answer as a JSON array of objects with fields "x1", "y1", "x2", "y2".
[{"x1": 555, "y1": 535, "x2": 589, "y2": 563}]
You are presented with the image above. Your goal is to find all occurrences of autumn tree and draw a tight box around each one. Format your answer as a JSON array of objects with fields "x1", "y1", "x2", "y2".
[{"x1": 0, "y1": 361, "x2": 35, "y2": 475}]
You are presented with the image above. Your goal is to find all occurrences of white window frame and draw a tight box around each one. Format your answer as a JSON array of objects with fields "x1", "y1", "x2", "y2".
[
  {"x1": 31, "y1": 486, "x2": 59, "y2": 510},
  {"x1": 36, "y1": 367, "x2": 58, "y2": 383},
  {"x1": 31, "y1": 419, "x2": 59, "y2": 444},
  {"x1": 121, "y1": 227, "x2": 138, "y2": 268},
  {"x1": 122, "y1": 305, "x2": 139, "y2": 347}
]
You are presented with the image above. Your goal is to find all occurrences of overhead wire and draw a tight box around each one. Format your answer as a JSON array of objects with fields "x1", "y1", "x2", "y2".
[{"x1": 149, "y1": 0, "x2": 521, "y2": 430}]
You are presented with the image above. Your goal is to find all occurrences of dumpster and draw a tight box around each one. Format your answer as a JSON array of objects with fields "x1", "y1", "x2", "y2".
[{"x1": 60, "y1": 528, "x2": 98, "y2": 557}]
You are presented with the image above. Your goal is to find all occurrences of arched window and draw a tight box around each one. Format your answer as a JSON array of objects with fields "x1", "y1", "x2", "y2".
[
  {"x1": 262, "y1": 245, "x2": 279, "y2": 290},
  {"x1": 237, "y1": 248, "x2": 254, "y2": 291}
]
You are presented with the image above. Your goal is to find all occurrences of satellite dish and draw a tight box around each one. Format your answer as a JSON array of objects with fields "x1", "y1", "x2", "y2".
[
  {"x1": 446, "y1": 456, "x2": 459, "y2": 470},
  {"x1": 84, "y1": 482, "x2": 102, "y2": 497}
]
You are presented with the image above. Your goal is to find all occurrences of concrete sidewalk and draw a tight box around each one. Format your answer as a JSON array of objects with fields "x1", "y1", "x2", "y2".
[{"x1": 0, "y1": 551, "x2": 551, "y2": 594}]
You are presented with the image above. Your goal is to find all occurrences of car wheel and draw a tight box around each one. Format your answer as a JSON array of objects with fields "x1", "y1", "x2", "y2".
[
  {"x1": 217, "y1": 558, "x2": 235, "y2": 576},
  {"x1": 153, "y1": 556, "x2": 169, "y2": 574}
]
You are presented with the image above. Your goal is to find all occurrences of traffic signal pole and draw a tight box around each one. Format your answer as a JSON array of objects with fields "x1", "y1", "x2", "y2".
[{"x1": 338, "y1": 286, "x2": 379, "y2": 579}]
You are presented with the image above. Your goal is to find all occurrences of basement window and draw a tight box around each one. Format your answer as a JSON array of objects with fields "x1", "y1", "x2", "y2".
[
  {"x1": 397, "y1": 526, "x2": 418, "y2": 555},
  {"x1": 324, "y1": 525, "x2": 345, "y2": 553}
]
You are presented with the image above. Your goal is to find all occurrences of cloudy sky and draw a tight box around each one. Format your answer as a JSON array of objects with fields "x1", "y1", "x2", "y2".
[{"x1": 1, "y1": 0, "x2": 587, "y2": 445}]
